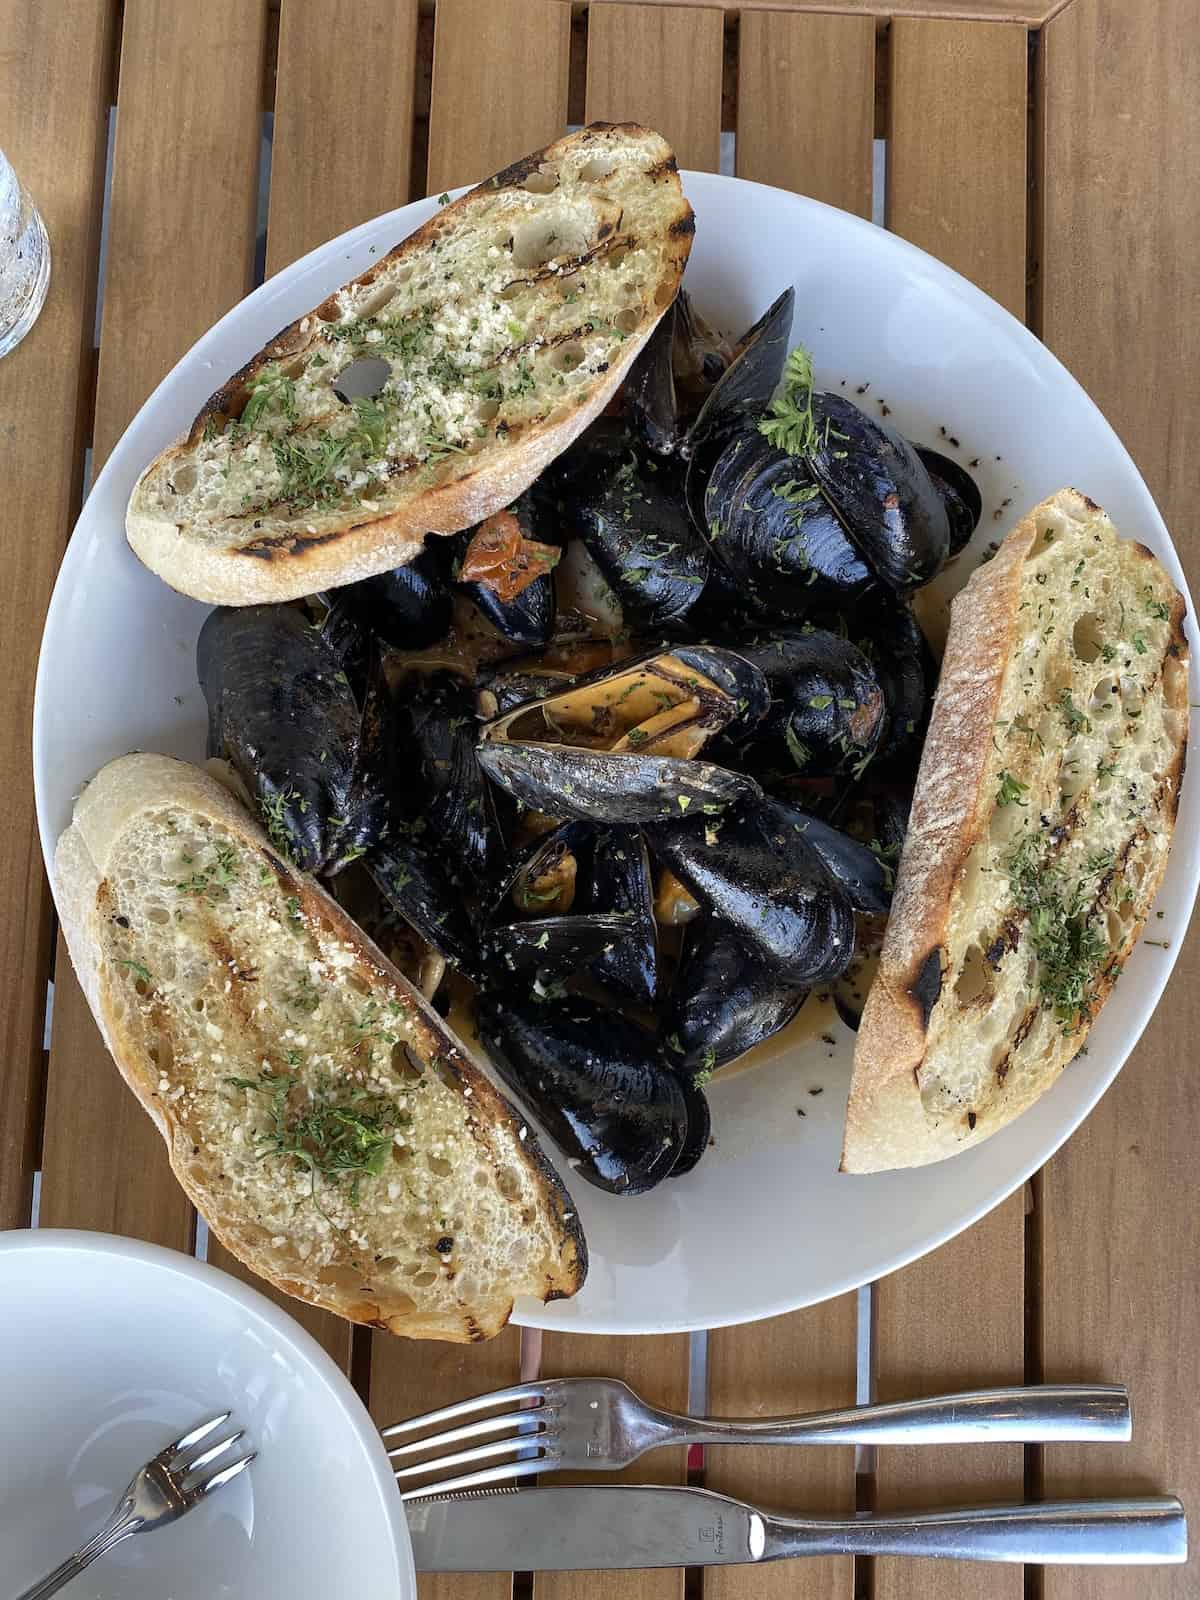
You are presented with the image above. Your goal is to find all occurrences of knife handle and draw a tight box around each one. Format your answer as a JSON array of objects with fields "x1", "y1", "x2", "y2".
[
  {"x1": 759, "y1": 1497, "x2": 1188, "y2": 1564},
  {"x1": 672, "y1": 1385, "x2": 1131, "y2": 1447}
]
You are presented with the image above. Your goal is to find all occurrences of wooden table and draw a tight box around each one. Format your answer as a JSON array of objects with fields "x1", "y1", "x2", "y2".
[{"x1": 2, "y1": 1, "x2": 1195, "y2": 1596}]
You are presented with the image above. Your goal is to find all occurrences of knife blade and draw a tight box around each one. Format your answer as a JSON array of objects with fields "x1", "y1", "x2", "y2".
[
  {"x1": 408, "y1": 1485, "x2": 762, "y2": 1571},
  {"x1": 407, "y1": 1485, "x2": 1188, "y2": 1571}
]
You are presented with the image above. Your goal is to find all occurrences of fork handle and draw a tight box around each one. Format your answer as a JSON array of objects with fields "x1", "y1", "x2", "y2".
[
  {"x1": 13, "y1": 1503, "x2": 142, "y2": 1600},
  {"x1": 670, "y1": 1384, "x2": 1131, "y2": 1447},
  {"x1": 760, "y1": 1496, "x2": 1187, "y2": 1564}
]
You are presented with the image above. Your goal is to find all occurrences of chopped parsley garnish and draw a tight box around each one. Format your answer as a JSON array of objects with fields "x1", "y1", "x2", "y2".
[
  {"x1": 1006, "y1": 838, "x2": 1111, "y2": 1031},
  {"x1": 995, "y1": 770, "x2": 1029, "y2": 807},
  {"x1": 758, "y1": 346, "x2": 819, "y2": 458},
  {"x1": 1058, "y1": 689, "x2": 1091, "y2": 736}
]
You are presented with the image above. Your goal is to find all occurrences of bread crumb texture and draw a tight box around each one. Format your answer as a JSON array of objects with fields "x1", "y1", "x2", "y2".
[{"x1": 98, "y1": 806, "x2": 579, "y2": 1339}]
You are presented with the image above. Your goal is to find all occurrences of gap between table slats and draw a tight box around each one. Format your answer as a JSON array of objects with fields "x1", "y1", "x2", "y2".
[
  {"x1": 873, "y1": 21, "x2": 1030, "y2": 1600},
  {"x1": 38, "y1": 0, "x2": 270, "y2": 1254},
  {"x1": 0, "y1": 0, "x2": 117, "y2": 1232},
  {"x1": 1037, "y1": 5, "x2": 1200, "y2": 1598}
]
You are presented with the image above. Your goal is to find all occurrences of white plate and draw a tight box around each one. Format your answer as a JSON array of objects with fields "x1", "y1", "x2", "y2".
[
  {"x1": 0, "y1": 1231, "x2": 413, "y2": 1599},
  {"x1": 35, "y1": 173, "x2": 1198, "y2": 1336}
]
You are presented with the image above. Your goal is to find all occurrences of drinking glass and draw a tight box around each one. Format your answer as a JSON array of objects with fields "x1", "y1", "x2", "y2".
[{"x1": 0, "y1": 148, "x2": 50, "y2": 359}]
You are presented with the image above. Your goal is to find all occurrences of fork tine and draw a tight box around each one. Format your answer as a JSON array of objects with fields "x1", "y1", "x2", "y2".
[
  {"x1": 400, "y1": 1454, "x2": 545, "y2": 1501},
  {"x1": 381, "y1": 1382, "x2": 544, "y2": 1440},
  {"x1": 187, "y1": 1451, "x2": 256, "y2": 1501},
  {"x1": 180, "y1": 1430, "x2": 246, "y2": 1480},
  {"x1": 392, "y1": 1431, "x2": 546, "y2": 1485},
  {"x1": 162, "y1": 1412, "x2": 232, "y2": 1462},
  {"x1": 385, "y1": 1406, "x2": 545, "y2": 1461}
]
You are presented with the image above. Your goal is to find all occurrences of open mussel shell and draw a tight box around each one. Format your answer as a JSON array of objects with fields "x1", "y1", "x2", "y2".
[
  {"x1": 484, "y1": 911, "x2": 637, "y2": 980},
  {"x1": 807, "y1": 393, "x2": 950, "y2": 592},
  {"x1": 792, "y1": 811, "x2": 892, "y2": 916},
  {"x1": 477, "y1": 648, "x2": 763, "y2": 823},
  {"x1": 365, "y1": 832, "x2": 483, "y2": 982},
  {"x1": 568, "y1": 449, "x2": 710, "y2": 628},
  {"x1": 646, "y1": 794, "x2": 856, "y2": 985},
  {"x1": 672, "y1": 289, "x2": 733, "y2": 423},
  {"x1": 475, "y1": 992, "x2": 688, "y2": 1195},
  {"x1": 705, "y1": 432, "x2": 877, "y2": 617},
  {"x1": 390, "y1": 666, "x2": 503, "y2": 885},
  {"x1": 198, "y1": 604, "x2": 384, "y2": 876},
  {"x1": 625, "y1": 300, "x2": 681, "y2": 455},
  {"x1": 476, "y1": 666, "x2": 575, "y2": 720},
  {"x1": 731, "y1": 629, "x2": 886, "y2": 778},
  {"x1": 686, "y1": 286, "x2": 795, "y2": 534},
  {"x1": 914, "y1": 447, "x2": 982, "y2": 557},
  {"x1": 664, "y1": 925, "x2": 809, "y2": 1078},
  {"x1": 331, "y1": 539, "x2": 454, "y2": 650},
  {"x1": 855, "y1": 601, "x2": 935, "y2": 766}
]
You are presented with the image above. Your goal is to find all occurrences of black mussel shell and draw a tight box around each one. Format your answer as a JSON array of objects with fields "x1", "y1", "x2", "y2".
[
  {"x1": 672, "y1": 289, "x2": 732, "y2": 423},
  {"x1": 645, "y1": 794, "x2": 856, "y2": 985},
  {"x1": 567, "y1": 450, "x2": 710, "y2": 628},
  {"x1": 485, "y1": 911, "x2": 637, "y2": 979},
  {"x1": 730, "y1": 629, "x2": 886, "y2": 778},
  {"x1": 477, "y1": 649, "x2": 762, "y2": 823},
  {"x1": 807, "y1": 393, "x2": 950, "y2": 592},
  {"x1": 704, "y1": 431, "x2": 875, "y2": 617},
  {"x1": 391, "y1": 667, "x2": 503, "y2": 885},
  {"x1": 198, "y1": 604, "x2": 383, "y2": 875},
  {"x1": 663, "y1": 924, "x2": 809, "y2": 1078},
  {"x1": 461, "y1": 570, "x2": 555, "y2": 646},
  {"x1": 668, "y1": 1074, "x2": 712, "y2": 1178},
  {"x1": 581, "y1": 827, "x2": 658, "y2": 1006},
  {"x1": 914, "y1": 447, "x2": 982, "y2": 557},
  {"x1": 476, "y1": 666, "x2": 576, "y2": 720},
  {"x1": 625, "y1": 301, "x2": 681, "y2": 455},
  {"x1": 535, "y1": 415, "x2": 631, "y2": 508},
  {"x1": 476, "y1": 992, "x2": 688, "y2": 1195},
  {"x1": 365, "y1": 833, "x2": 482, "y2": 981},
  {"x1": 671, "y1": 643, "x2": 772, "y2": 732},
  {"x1": 319, "y1": 599, "x2": 372, "y2": 704},
  {"x1": 855, "y1": 602, "x2": 935, "y2": 766},
  {"x1": 686, "y1": 286, "x2": 795, "y2": 534},
  {"x1": 333, "y1": 540, "x2": 454, "y2": 650},
  {"x1": 792, "y1": 811, "x2": 892, "y2": 916}
]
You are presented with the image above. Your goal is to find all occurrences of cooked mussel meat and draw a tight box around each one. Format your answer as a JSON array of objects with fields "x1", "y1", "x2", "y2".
[
  {"x1": 663, "y1": 924, "x2": 809, "y2": 1078},
  {"x1": 331, "y1": 538, "x2": 454, "y2": 650},
  {"x1": 645, "y1": 794, "x2": 856, "y2": 985},
  {"x1": 455, "y1": 503, "x2": 560, "y2": 646},
  {"x1": 198, "y1": 604, "x2": 385, "y2": 875},
  {"x1": 475, "y1": 992, "x2": 688, "y2": 1195},
  {"x1": 477, "y1": 648, "x2": 763, "y2": 823},
  {"x1": 730, "y1": 629, "x2": 885, "y2": 778},
  {"x1": 915, "y1": 447, "x2": 982, "y2": 557}
]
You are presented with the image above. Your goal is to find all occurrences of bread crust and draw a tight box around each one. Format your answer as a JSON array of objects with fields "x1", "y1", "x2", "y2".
[
  {"x1": 842, "y1": 489, "x2": 1189, "y2": 1173},
  {"x1": 55, "y1": 754, "x2": 586, "y2": 1341},
  {"x1": 125, "y1": 123, "x2": 693, "y2": 606}
]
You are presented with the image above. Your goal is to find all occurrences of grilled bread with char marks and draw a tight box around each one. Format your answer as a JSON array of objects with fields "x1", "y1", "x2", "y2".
[
  {"x1": 126, "y1": 123, "x2": 693, "y2": 606},
  {"x1": 54, "y1": 754, "x2": 586, "y2": 1341},
  {"x1": 842, "y1": 489, "x2": 1189, "y2": 1172}
]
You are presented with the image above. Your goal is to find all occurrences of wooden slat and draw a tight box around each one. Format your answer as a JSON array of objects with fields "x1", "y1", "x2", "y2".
[
  {"x1": 267, "y1": 0, "x2": 418, "y2": 270},
  {"x1": 535, "y1": 1333, "x2": 690, "y2": 1600},
  {"x1": 426, "y1": 0, "x2": 570, "y2": 194},
  {"x1": 39, "y1": 0, "x2": 268, "y2": 1244},
  {"x1": 589, "y1": 0, "x2": 1058, "y2": 23},
  {"x1": 888, "y1": 19, "x2": 1028, "y2": 319},
  {"x1": 708, "y1": 1299, "x2": 858, "y2": 1600},
  {"x1": 736, "y1": 11, "x2": 875, "y2": 217},
  {"x1": 875, "y1": 21, "x2": 1030, "y2": 1600},
  {"x1": 370, "y1": 1326, "x2": 523, "y2": 1600},
  {"x1": 0, "y1": 0, "x2": 116, "y2": 1228},
  {"x1": 1037, "y1": 4, "x2": 1199, "y2": 1597},
  {"x1": 585, "y1": 3, "x2": 725, "y2": 174}
]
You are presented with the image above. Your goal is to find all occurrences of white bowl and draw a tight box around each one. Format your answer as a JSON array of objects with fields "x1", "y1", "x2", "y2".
[
  {"x1": 0, "y1": 1232, "x2": 413, "y2": 1600},
  {"x1": 34, "y1": 172, "x2": 1198, "y2": 1336}
]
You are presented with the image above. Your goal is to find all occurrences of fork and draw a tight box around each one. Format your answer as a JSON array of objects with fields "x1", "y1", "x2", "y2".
[
  {"x1": 15, "y1": 1413, "x2": 255, "y2": 1600},
  {"x1": 383, "y1": 1377, "x2": 1131, "y2": 1499}
]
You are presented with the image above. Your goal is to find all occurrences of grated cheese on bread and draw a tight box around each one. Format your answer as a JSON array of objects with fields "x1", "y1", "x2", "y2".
[
  {"x1": 842, "y1": 489, "x2": 1189, "y2": 1172},
  {"x1": 55, "y1": 754, "x2": 585, "y2": 1341},
  {"x1": 126, "y1": 123, "x2": 694, "y2": 606}
]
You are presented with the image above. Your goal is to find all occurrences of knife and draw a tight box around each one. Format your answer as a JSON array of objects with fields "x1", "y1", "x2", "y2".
[{"x1": 407, "y1": 1485, "x2": 1187, "y2": 1570}]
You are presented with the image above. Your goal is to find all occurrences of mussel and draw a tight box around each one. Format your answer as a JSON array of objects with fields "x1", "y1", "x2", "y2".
[
  {"x1": 484, "y1": 911, "x2": 637, "y2": 979},
  {"x1": 645, "y1": 794, "x2": 856, "y2": 985},
  {"x1": 455, "y1": 502, "x2": 559, "y2": 646},
  {"x1": 667, "y1": 1074, "x2": 712, "y2": 1177},
  {"x1": 475, "y1": 992, "x2": 689, "y2": 1194},
  {"x1": 792, "y1": 811, "x2": 893, "y2": 916},
  {"x1": 477, "y1": 648, "x2": 764, "y2": 823},
  {"x1": 198, "y1": 604, "x2": 385, "y2": 875},
  {"x1": 728, "y1": 629, "x2": 886, "y2": 779},
  {"x1": 365, "y1": 829, "x2": 483, "y2": 981},
  {"x1": 663, "y1": 924, "x2": 809, "y2": 1078},
  {"x1": 330, "y1": 539, "x2": 454, "y2": 650},
  {"x1": 855, "y1": 602, "x2": 935, "y2": 766},
  {"x1": 915, "y1": 447, "x2": 982, "y2": 558},
  {"x1": 625, "y1": 302, "x2": 682, "y2": 456},
  {"x1": 672, "y1": 289, "x2": 733, "y2": 422}
]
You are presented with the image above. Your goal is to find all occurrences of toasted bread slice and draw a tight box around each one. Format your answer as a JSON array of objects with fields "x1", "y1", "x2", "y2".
[
  {"x1": 126, "y1": 124, "x2": 693, "y2": 606},
  {"x1": 55, "y1": 754, "x2": 586, "y2": 1340},
  {"x1": 842, "y1": 489, "x2": 1189, "y2": 1173}
]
